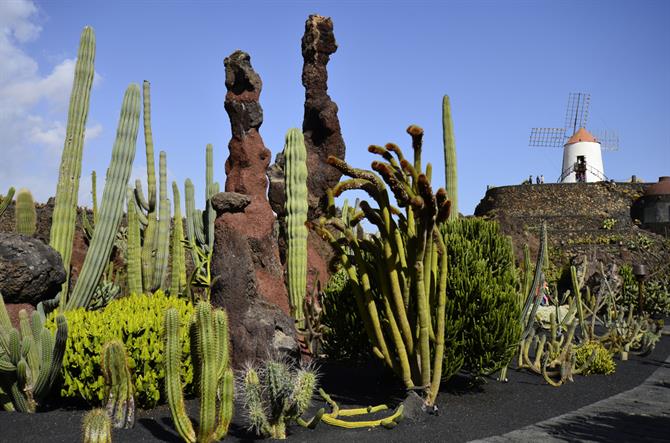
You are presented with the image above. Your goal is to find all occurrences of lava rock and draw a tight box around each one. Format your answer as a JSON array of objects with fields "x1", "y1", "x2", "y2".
[{"x1": 210, "y1": 192, "x2": 251, "y2": 215}]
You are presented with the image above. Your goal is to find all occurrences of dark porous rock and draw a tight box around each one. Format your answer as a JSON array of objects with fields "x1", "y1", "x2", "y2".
[
  {"x1": 210, "y1": 192, "x2": 251, "y2": 215},
  {"x1": 0, "y1": 232, "x2": 66, "y2": 304},
  {"x1": 4, "y1": 303, "x2": 35, "y2": 329},
  {"x1": 211, "y1": 224, "x2": 298, "y2": 368}
]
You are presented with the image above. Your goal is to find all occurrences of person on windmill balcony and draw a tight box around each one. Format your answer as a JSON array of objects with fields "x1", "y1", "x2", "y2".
[{"x1": 574, "y1": 157, "x2": 587, "y2": 182}]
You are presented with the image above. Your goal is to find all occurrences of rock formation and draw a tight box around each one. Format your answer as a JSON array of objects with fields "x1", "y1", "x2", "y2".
[
  {"x1": 211, "y1": 50, "x2": 298, "y2": 367},
  {"x1": 0, "y1": 232, "x2": 66, "y2": 304}
]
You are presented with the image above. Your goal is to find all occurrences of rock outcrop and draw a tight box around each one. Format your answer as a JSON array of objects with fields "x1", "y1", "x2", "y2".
[
  {"x1": 0, "y1": 232, "x2": 66, "y2": 304},
  {"x1": 211, "y1": 50, "x2": 298, "y2": 367}
]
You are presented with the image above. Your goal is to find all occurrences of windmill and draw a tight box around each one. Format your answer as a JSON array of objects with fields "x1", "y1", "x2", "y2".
[{"x1": 529, "y1": 92, "x2": 619, "y2": 183}]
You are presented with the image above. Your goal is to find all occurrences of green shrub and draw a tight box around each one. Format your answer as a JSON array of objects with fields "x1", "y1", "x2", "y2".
[
  {"x1": 441, "y1": 218, "x2": 522, "y2": 377},
  {"x1": 576, "y1": 341, "x2": 616, "y2": 375},
  {"x1": 46, "y1": 291, "x2": 194, "y2": 408},
  {"x1": 320, "y1": 268, "x2": 370, "y2": 362},
  {"x1": 619, "y1": 265, "x2": 670, "y2": 318}
]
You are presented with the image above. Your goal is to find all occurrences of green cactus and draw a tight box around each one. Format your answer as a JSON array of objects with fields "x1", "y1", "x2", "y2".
[
  {"x1": 0, "y1": 187, "x2": 15, "y2": 217},
  {"x1": 0, "y1": 293, "x2": 68, "y2": 412},
  {"x1": 316, "y1": 125, "x2": 451, "y2": 409},
  {"x1": 164, "y1": 302, "x2": 232, "y2": 443},
  {"x1": 317, "y1": 388, "x2": 403, "y2": 429},
  {"x1": 15, "y1": 188, "x2": 36, "y2": 236},
  {"x1": 284, "y1": 128, "x2": 308, "y2": 327},
  {"x1": 82, "y1": 171, "x2": 98, "y2": 240},
  {"x1": 170, "y1": 181, "x2": 187, "y2": 296},
  {"x1": 152, "y1": 151, "x2": 171, "y2": 291},
  {"x1": 240, "y1": 358, "x2": 320, "y2": 439},
  {"x1": 126, "y1": 188, "x2": 143, "y2": 295},
  {"x1": 50, "y1": 27, "x2": 96, "y2": 300},
  {"x1": 101, "y1": 340, "x2": 135, "y2": 429},
  {"x1": 66, "y1": 84, "x2": 141, "y2": 310},
  {"x1": 82, "y1": 408, "x2": 112, "y2": 443},
  {"x1": 442, "y1": 95, "x2": 458, "y2": 219}
]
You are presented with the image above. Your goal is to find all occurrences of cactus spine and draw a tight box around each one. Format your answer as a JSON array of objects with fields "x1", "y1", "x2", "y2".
[
  {"x1": 164, "y1": 302, "x2": 233, "y2": 442},
  {"x1": 101, "y1": 340, "x2": 135, "y2": 428},
  {"x1": 50, "y1": 27, "x2": 95, "y2": 299},
  {"x1": 170, "y1": 181, "x2": 187, "y2": 296},
  {"x1": 82, "y1": 408, "x2": 112, "y2": 443},
  {"x1": 0, "y1": 293, "x2": 68, "y2": 412},
  {"x1": 15, "y1": 188, "x2": 36, "y2": 236},
  {"x1": 284, "y1": 128, "x2": 308, "y2": 327},
  {"x1": 66, "y1": 84, "x2": 140, "y2": 310},
  {"x1": 442, "y1": 95, "x2": 458, "y2": 219}
]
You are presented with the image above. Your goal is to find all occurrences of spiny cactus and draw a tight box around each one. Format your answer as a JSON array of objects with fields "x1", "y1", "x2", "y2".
[
  {"x1": 152, "y1": 151, "x2": 171, "y2": 291},
  {"x1": 442, "y1": 95, "x2": 458, "y2": 219},
  {"x1": 284, "y1": 128, "x2": 309, "y2": 327},
  {"x1": 66, "y1": 84, "x2": 141, "y2": 310},
  {"x1": 170, "y1": 181, "x2": 187, "y2": 296},
  {"x1": 101, "y1": 340, "x2": 135, "y2": 429},
  {"x1": 316, "y1": 125, "x2": 451, "y2": 408},
  {"x1": 0, "y1": 293, "x2": 68, "y2": 412},
  {"x1": 15, "y1": 188, "x2": 36, "y2": 236},
  {"x1": 164, "y1": 302, "x2": 233, "y2": 443},
  {"x1": 126, "y1": 188, "x2": 143, "y2": 295},
  {"x1": 0, "y1": 187, "x2": 15, "y2": 217},
  {"x1": 50, "y1": 26, "x2": 96, "y2": 299},
  {"x1": 82, "y1": 408, "x2": 112, "y2": 443},
  {"x1": 240, "y1": 358, "x2": 321, "y2": 439}
]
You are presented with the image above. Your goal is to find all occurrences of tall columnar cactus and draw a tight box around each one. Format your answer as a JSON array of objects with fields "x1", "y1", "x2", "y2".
[
  {"x1": 0, "y1": 293, "x2": 68, "y2": 412},
  {"x1": 82, "y1": 408, "x2": 112, "y2": 443},
  {"x1": 170, "y1": 181, "x2": 187, "y2": 296},
  {"x1": 284, "y1": 128, "x2": 308, "y2": 327},
  {"x1": 101, "y1": 340, "x2": 135, "y2": 428},
  {"x1": 0, "y1": 187, "x2": 15, "y2": 217},
  {"x1": 241, "y1": 358, "x2": 321, "y2": 439},
  {"x1": 50, "y1": 26, "x2": 95, "y2": 298},
  {"x1": 442, "y1": 95, "x2": 458, "y2": 219},
  {"x1": 66, "y1": 84, "x2": 141, "y2": 310},
  {"x1": 126, "y1": 188, "x2": 143, "y2": 295},
  {"x1": 316, "y1": 125, "x2": 451, "y2": 409},
  {"x1": 164, "y1": 302, "x2": 233, "y2": 443},
  {"x1": 15, "y1": 188, "x2": 36, "y2": 236},
  {"x1": 151, "y1": 151, "x2": 171, "y2": 290},
  {"x1": 82, "y1": 171, "x2": 98, "y2": 240}
]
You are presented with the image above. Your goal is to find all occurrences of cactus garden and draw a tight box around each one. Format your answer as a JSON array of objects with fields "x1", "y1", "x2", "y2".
[{"x1": 1, "y1": 3, "x2": 669, "y2": 443}]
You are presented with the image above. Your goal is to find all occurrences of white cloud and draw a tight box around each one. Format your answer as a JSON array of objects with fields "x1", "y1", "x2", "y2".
[{"x1": 0, "y1": 0, "x2": 102, "y2": 204}]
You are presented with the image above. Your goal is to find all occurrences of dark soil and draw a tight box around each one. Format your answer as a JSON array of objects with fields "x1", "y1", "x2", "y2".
[{"x1": 1, "y1": 336, "x2": 669, "y2": 443}]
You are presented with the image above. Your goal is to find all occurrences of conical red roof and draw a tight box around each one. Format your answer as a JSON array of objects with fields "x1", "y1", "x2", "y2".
[{"x1": 566, "y1": 127, "x2": 599, "y2": 145}]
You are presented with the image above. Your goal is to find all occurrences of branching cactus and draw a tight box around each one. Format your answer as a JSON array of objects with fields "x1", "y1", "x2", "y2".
[
  {"x1": 101, "y1": 340, "x2": 135, "y2": 429},
  {"x1": 0, "y1": 187, "x2": 15, "y2": 217},
  {"x1": 164, "y1": 302, "x2": 233, "y2": 443},
  {"x1": 240, "y1": 358, "x2": 321, "y2": 439},
  {"x1": 50, "y1": 26, "x2": 95, "y2": 299},
  {"x1": 315, "y1": 125, "x2": 451, "y2": 408},
  {"x1": 66, "y1": 84, "x2": 141, "y2": 310},
  {"x1": 82, "y1": 408, "x2": 112, "y2": 443},
  {"x1": 15, "y1": 188, "x2": 36, "y2": 236},
  {"x1": 284, "y1": 128, "x2": 309, "y2": 328},
  {"x1": 0, "y1": 293, "x2": 68, "y2": 412}
]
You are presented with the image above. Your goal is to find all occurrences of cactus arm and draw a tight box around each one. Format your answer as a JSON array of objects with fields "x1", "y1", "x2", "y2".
[
  {"x1": 126, "y1": 188, "x2": 143, "y2": 295},
  {"x1": 0, "y1": 187, "x2": 15, "y2": 217},
  {"x1": 170, "y1": 181, "x2": 186, "y2": 296},
  {"x1": 66, "y1": 84, "x2": 140, "y2": 310},
  {"x1": 442, "y1": 95, "x2": 458, "y2": 219},
  {"x1": 50, "y1": 27, "x2": 95, "y2": 300},
  {"x1": 152, "y1": 151, "x2": 171, "y2": 290},
  {"x1": 195, "y1": 303, "x2": 217, "y2": 442},
  {"x1": 91, "y1": 170, "x2": 98, "y2": 223},
  {"x1": 141, "y1": 80, "x2": 157, "y2": 210},
  {"x1": 284, "y1": 128, "x2": 309, "y2": 327},
  {"x1": 428, "y1": 232, "x2": 447, "y2": 405},
  {"x1": 213, "y1": 368, "x2": 234, "y2": 440},
  {"x1": 164, "y1": 308, "x2": 196, "y2": 443}
]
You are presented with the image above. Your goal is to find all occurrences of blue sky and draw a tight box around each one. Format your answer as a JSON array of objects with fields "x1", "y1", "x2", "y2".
[{"x1": 1, "y1": 0, "x2": 668, "y2": 215}]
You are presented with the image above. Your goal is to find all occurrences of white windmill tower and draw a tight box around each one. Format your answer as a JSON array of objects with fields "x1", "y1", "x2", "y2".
[{"x1": 529, "y1": 93, "x2": 619, "y2": 183}]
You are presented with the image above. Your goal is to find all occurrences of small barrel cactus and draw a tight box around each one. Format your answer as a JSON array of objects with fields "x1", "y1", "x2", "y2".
[{"x1": 82, "y1": 408, "x2": 112, "y2": 443}]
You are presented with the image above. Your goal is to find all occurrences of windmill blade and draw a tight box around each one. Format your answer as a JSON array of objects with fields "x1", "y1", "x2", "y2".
[
  {"x1": 564, "y1": 92, "x2": 591, "y2": 135},
  {"x1": 529, "y1": 127, "x2": 565, "y2": 147},
  {"x1": 593, "y1": 129, "x2": 619, "y2": 151}
]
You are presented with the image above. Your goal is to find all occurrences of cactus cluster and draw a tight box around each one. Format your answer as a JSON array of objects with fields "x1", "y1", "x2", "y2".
[
  {"x1": 101, "y1": 340, "x2": 135, "y2": 429},
  {"x1": 316, "y1": 125, "x2": 451, "y2": 408},
  {"x1": 0, "y1": 293, "x2": 68, "y2": 412},
  {"x1": 164, "y1": 301, "x2": 233, "y2": 442},
  {"x1": 240, "y1": 358, "x2": 321, "y2": 439}
]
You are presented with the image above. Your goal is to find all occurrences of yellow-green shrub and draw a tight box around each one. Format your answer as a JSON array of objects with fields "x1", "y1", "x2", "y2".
[
  {"x1": 46, "y1": 291, "x2": 194, "y2": 408},
  {"x1": 576, "y1": 341, "x2": 616, "y2": 375}
]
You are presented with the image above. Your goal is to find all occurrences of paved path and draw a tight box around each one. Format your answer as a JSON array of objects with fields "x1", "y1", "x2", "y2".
[{"x1": 472, "y1": 350, "x2": 670, "y2": 442}]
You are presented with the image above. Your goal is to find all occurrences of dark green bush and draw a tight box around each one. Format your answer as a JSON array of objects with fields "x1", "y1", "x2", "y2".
[
  {"x1": 441, "y1": 218, "x2": 522, "y2": 377},
  {"x1": 46, "y1": 290, "x2": 194, "y2": 408}
]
